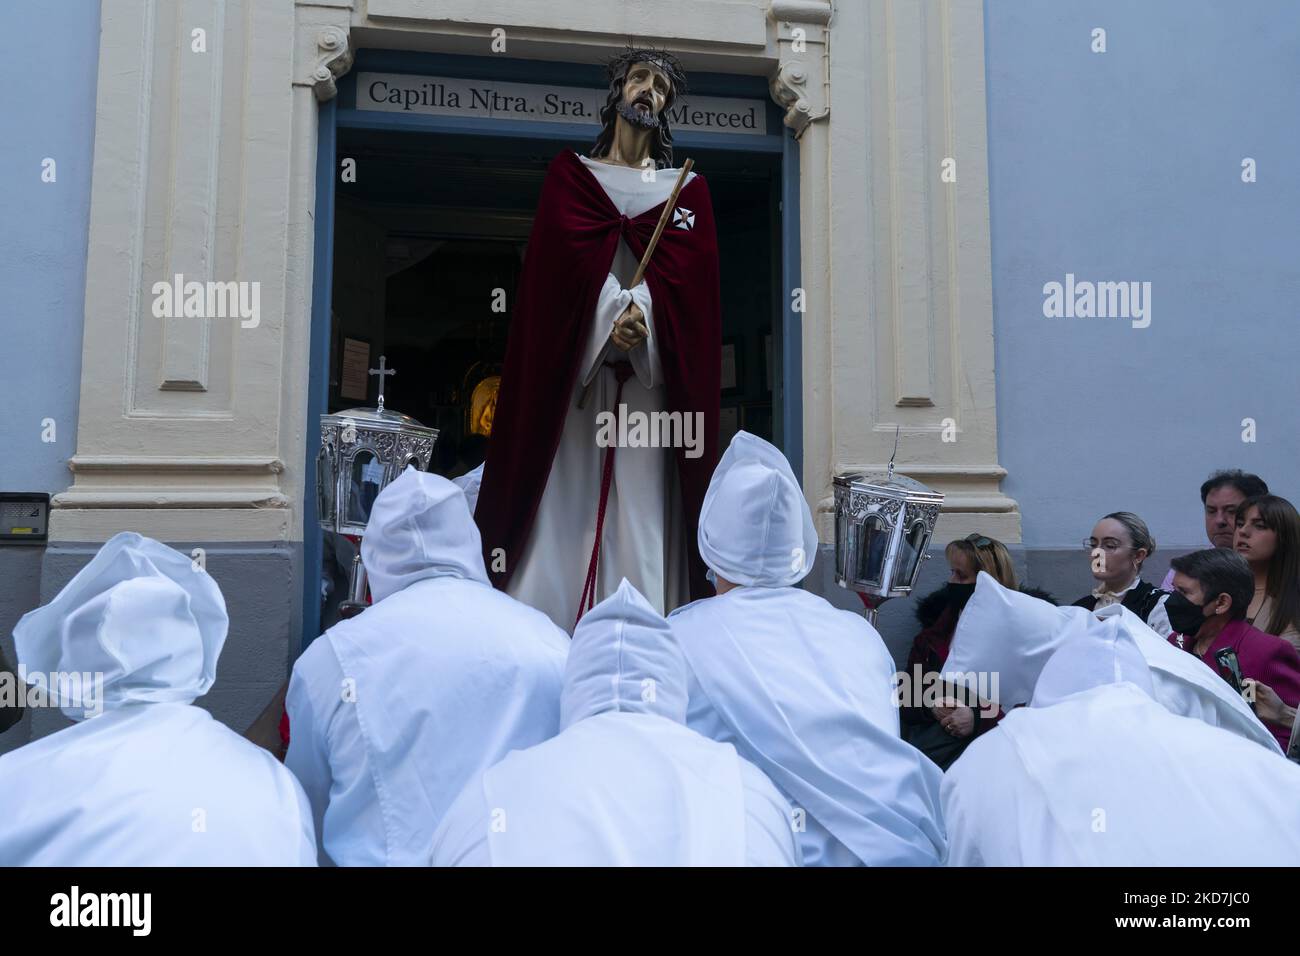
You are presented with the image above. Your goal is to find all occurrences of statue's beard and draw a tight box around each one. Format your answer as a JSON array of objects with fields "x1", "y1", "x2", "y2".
[{"x1": 616, "y1": 97, "x2": 662, "y2": 131}]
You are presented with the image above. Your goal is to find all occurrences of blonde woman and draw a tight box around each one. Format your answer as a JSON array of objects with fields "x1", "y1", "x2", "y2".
[{"x1": 1072, "y1": 511, "x2": 1172, "y2": 637}]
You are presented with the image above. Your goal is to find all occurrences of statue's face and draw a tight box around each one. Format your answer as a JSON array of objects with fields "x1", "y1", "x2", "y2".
[
  {"x1": 619, "y1": 61, "x2": 671, "y2": 129},
  {"x1": 471, "y1": 377, "x2": 500, "y2": 436}
]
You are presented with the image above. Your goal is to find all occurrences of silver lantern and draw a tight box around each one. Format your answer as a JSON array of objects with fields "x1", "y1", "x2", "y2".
[
  {"x1": 833, "y1": 460, "x2": 944, "y2": 624},
  {"x1": 316, "y1": 357, "x2": 438, "y2": 616}
]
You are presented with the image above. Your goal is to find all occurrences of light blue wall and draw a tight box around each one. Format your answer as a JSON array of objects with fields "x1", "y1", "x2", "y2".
[
  {"x1": 0, "y1": 0, "x2": 100, "y2": 750},
  {"x1": 0, "y1": 0, "x2": 100, "y2": 494},
  {"x1": 985, "y1": 0, "x2": 1300, "y2": 550}
]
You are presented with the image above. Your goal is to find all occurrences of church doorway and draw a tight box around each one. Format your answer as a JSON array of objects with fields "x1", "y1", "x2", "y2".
[
  {"x1": 307, "y1": 52, "x2": 794, "y2": 641},
  {"x1": 327, "y1": 128, "x2": 785, "y2": 468}
]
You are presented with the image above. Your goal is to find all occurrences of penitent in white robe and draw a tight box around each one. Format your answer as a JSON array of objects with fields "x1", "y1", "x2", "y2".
[
  {"x1": 0, "y1": 532, "x2": 316, "y2": 866},
  {"x1": 0, "y1": 703, "x2": 318, "y2": 866},
  {"x1": 430, "y1": 580, "x2": 799, "y2": 867},
  {"x1": 505, "y1": 156, "x2": 696, "y2": 633},
  {"x1": 944, "y1": 685, "x2": 1300, "y2": 865},
  {"x1": 670, "y1": 433, "x2": 947, "y2": 867},
  {"x1": 286, "y1": 469, "x2": 569, "y2": 866},
  {"x1": 943, "y1": 617, "x2": 1300, "y2": 866},
  {"x1": 941, "y1": 572, "x2": 1281, "y2": 752}
]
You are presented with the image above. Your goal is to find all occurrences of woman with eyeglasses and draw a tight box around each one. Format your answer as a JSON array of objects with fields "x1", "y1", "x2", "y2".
[
  {"x1": 900, "y1": 533, "x2": 1056, "y2": 770},
  {"x1": 1072, "y1": 512, "x2": 1172, "y2": 638},
  {"x1": 1232, "y1": 495, "x2": 1300, "y2": 652}
]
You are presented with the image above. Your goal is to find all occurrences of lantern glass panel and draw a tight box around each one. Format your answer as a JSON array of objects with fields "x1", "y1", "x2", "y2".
[
  {"x1": 892, "y1": 517, "x2": 929, "y2": 589},
  {"x1": 835, "y1": 507, "x2": 849, "y2": 581},
  {"x1": 346, "y1": 449, "x2": 384, "y2": 526},
  {"x1": 316, "y1": 443, "x2": 335, "y2": 526},
  {"x1": 855, "y1": 513, "x2": 888, "y2": 587}
]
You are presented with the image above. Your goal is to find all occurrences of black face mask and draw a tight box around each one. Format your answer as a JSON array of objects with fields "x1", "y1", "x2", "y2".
[
  {"x1": 946, "y1": 581, "x2": 977, "y2": 611},
  {"x1": 1165, "y1": 591, "x2": 1209, "y2": 637}
]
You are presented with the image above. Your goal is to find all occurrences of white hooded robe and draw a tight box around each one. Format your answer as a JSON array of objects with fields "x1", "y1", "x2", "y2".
[
  {"x1": 940, "y1": 571, "x2": 1281, "y2": 753},
  {"x1": 943, "y1": 613, "x2": 1300, "y2": 865},
  {"x1": 285, "y1": 468, "x2": 569, "y2": 865},
  {"x1": 0, "y1": 533, "x2": 316, "y2": 866},
  {"x1": 429, "y1": 579, "x2": 798, "y2": 866},
  {"x1": 669, "y1": 432, "x2": 947, "y2": 866},
  {"x1": 453, "y1": 462, "x2": 484, "y2": 515}
]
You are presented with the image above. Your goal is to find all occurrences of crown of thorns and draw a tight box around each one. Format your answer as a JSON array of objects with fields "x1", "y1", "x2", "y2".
[{"x1": 606, "y1": 46, "x2": 688, "y2": 98}]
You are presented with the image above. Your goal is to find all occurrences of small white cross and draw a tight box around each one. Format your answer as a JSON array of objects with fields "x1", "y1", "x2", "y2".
[
  {"x1": 673, "y1": 207, "x2": 695, "y2": 230},
  {"x1": 369, "y1": 355, "x2": 395, "y2": 412}
]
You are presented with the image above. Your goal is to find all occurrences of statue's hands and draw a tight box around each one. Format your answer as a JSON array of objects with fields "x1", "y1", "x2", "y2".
[{"x1": 610, "y1": 302, "x2": 648, "y2": 352}]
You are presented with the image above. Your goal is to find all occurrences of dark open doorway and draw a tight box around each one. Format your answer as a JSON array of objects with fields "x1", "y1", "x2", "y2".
[{"x1": 303, "y1": 51, "x2": 799, "y2": 647}]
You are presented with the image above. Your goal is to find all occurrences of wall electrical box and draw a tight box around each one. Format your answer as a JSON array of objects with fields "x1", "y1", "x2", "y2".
[{"x1": 1, "y1": 493, "x2": 51, "y2": 543}]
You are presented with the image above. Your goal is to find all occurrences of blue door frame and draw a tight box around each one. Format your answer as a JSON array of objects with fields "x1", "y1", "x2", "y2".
[{"x1": 302, "y1": 50, "x2": 802, "y2": 649}]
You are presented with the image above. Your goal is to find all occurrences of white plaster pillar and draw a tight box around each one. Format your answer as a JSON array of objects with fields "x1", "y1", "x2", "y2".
[{"x1": 792, "y1": 0, "x2": 1020, "y2": 544}]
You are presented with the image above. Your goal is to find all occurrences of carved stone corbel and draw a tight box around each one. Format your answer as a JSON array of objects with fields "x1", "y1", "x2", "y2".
[
  {"x1": 767, "y1": 0, "x2": 832, "y2": 136},
  {"x1": 770, "y1": 61, "x2": 817, "y2": 136},
  {"x1": 312, "y1": 26, "x2": 354, "y2": 102}
]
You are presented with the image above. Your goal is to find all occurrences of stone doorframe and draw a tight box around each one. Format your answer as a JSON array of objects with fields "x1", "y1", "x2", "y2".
[{"x1": 58, "y1": 0, "x2": 1017, "y2": 561}]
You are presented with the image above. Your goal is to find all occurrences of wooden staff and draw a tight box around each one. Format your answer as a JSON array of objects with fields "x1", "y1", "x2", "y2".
[{"x1": 577, "y1": 158, "x2": 694, "y2": 410}]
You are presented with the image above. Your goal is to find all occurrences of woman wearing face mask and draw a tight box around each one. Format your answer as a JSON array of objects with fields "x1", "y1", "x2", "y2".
[
  {"x1": 900, "y1": 533, "x2": 1056, "y2": 770},
  {"x1": 1072, "y1": 511, "x2": 1172, "y2": 637},
  {"x1": 1233, "y1": 495, "x2": 1300, "y2": 652},
  {"x1": 1164, "y1": 547, "x2": 1300, "y2": 750}
]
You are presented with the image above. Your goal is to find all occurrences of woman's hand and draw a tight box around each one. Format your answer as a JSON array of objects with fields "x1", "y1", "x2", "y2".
[
  {"x1": 932, "y1": 701, "x2": 976, "y2": 738},
  {"x1": 1243, "y1": 678, "x2": 1296, "y2": 728}
]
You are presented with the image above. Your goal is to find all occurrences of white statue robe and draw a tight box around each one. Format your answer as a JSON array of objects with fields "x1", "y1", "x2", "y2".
[
  {"x1": 504, "y1": 156, "x2": 696, "y2": 632},
  {"x1": 0, "y1": 702, "x2": 317, "y2": 866},
  {"x1": 943, "y1": 683, "x2": 1300, "y2": 866}
]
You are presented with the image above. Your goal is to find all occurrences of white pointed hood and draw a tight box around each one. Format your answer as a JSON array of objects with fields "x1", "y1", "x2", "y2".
[
  {"x1": 946, "y1": 632, "x2": 1300, "y2": 866},
  {"x1": 697, "y1": 431, "x2": 817, "y2": 588},
  {"x1": 452, "y1": 463, "x2": 484, "y2": 516},
  {"x1": 941, "y1": 571, "x2": 1087, "y2": 707},
  {"x1": 941, "y1": 572, "x2": 1280, "y2": 751},
  {"x1": 434, "y1": 576, "x2": 781, "y2": 866},
  {"x1": 361, "y1": 467, "x2": 489, "y2": 603},
  {"x1": 561, "y1": 579, "x2": 688, "y2": 730},
  {"x1": 1031, "y1": 612, "x2": 1155, "y2": 707},
  {"x1": 13, "y1": 532, "x2": 227, "y2": 719}
]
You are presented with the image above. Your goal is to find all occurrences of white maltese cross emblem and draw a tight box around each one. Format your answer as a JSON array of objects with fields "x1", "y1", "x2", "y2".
[{"x1": 673, "y1": 207, "x2": 695, "y2": 231}]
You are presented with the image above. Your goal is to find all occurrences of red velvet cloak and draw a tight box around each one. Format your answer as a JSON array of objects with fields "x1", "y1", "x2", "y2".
[{"x1": 475, "y1": 149, "x2": 721, "y2": 603}]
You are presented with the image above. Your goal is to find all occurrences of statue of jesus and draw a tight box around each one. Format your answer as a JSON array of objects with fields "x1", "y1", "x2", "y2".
[{"x1": 474, "y1": 47, "x2": 721, "y2": 631}]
